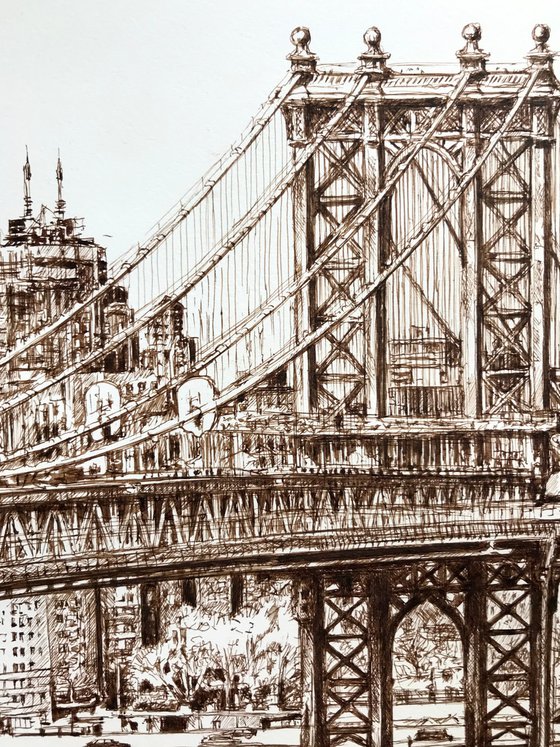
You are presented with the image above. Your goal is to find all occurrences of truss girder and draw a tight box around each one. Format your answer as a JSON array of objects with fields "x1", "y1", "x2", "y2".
[{"x1": 0, "y1": 474, "x2": 549, "y2": 592}]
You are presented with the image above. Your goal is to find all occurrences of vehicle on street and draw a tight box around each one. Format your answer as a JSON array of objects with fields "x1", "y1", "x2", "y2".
[
  {"x1": 223, "y1": 728, "x2": 258, "y2": 738},
  {"x1": 85, "y1": 739, "x2": 131, "y2": 747},
  {"x1": 413, "y1": 728, "x2": 454, "y2": 742},
  {"x1": 199, "y1": 735, "x2": 242, "y2": 747},
  {"x1": 199, "y1": 734, "x2": 263, "y2": 747}
]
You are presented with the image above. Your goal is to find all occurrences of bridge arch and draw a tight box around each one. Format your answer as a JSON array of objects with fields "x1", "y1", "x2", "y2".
[{"x1": 390, "y1": 596, "x2": 465, "y2": 744}]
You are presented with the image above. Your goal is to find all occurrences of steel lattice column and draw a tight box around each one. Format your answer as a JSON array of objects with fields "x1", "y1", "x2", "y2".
[
  {"x1": 288, "y1": 100, "x2": 314, "y2": 414},
  {"x1": 529, "y1": 101, "x2": 553, "y2": 411},
  {"x1": 481, "y1": 555, "x2": 555, "y2": 747},
  {"x1": 287, "y1": 98, "x2": 369, "y2": 419},
  {"x1": 296, "y1": 575, "x2": 327, "y2": 747},
  {"x1": 363, "y1": 101, "x2": 387, "y2": 417},
  {"x1": 461, "y1": 102, "x2": 483, "y2": 418},
  {"x1": 478, "y1": 89, "x2": 554, "y2": 416},
  {"x1": 464, "y1": 561, "x2": 487, "y2": 747},
  {"x1": 322, "y1": 573, "x2": 392, "y2": 747}
]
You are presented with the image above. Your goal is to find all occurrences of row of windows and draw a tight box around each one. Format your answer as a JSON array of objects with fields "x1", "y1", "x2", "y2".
[
  {"x1": 11, "y1": 632, "x2": 36, "y2": 642},
  {"x1": 10, "y1": 601, "x2": 40, "y2": 613},
  {"x1": 11, "y1": 692, "x2": 46, "y2": 704},
  {"x1": 11, "y1": 647, "x2": 41, "y2": 658},
  {"x1": 4, "y1": 677, "x2": 35, "y2": 687},
  {"x1": 10, "y1": 617, "x2": 31, "y2": 628}
]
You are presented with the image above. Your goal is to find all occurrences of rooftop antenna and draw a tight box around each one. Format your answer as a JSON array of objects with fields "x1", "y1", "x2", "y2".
[
  {"x1": 23, "y1": 147, "x2": 32, "y2": 218},
  {"x1": 55, "y1": 149, "x2": 66, "y2": 218}
]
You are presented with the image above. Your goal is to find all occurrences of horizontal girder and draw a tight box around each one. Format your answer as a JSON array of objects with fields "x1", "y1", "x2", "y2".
[{"x1": 0, "y1": 472, "x2": 556, "y2": 594}]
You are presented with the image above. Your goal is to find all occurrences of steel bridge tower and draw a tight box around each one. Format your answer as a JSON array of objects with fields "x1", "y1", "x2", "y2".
[{"x1": 282, "y1": 23, "x2": 560, "y2": 747}]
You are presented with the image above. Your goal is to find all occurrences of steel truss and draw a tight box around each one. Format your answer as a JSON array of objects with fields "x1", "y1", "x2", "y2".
[
  {"x1": 0, "y1": 475, "x2": 549, "y2": 589},
  {"x1": 301, "y1": 553, "x2": 554, "y2": 747}
]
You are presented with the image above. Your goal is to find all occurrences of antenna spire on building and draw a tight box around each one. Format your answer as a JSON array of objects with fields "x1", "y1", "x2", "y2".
[
  {"x1": 55, "y1": 150, "x2": 66, "y2": 218},
  {"x1": 23, "y1": 147, "x2": 32, "y2": 218}
]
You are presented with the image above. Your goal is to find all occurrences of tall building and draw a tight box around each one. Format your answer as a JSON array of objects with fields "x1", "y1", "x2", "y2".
[
  {"x1": 46, "y1": 591, "x2": 100, "y2": 712},
  {"x1": 0, "y1": 153, "x2": 107, "y2": 387},
  {"x1": 0, "y1": 597, "x2": 51, "y2": 731}
]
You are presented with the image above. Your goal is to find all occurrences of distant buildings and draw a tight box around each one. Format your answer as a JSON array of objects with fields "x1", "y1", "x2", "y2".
[{"x1": 0, "y1": 598, "x2": 51, "y2": 730}]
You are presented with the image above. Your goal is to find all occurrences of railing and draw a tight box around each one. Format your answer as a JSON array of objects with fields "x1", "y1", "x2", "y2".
[
  {"x1": 22, "y1": 426, "x2": 544, "y2": 487},
  {"x1": 388, "y1": 386, "x2": 464, "y2": 417}
]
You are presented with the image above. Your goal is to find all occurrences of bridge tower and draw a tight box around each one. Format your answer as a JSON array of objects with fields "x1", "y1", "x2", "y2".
[
  {"x1": 283, "y1": 23, "x2": 560, "y2": 747},
  {"x1": 286, "y1": 24, "x2": 559, "y2": 423}
]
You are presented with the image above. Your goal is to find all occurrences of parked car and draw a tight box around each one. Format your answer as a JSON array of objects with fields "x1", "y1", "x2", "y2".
[
  {"x1": 223, "y1": 729, "x2": 258, "y2": 739},
  {"x1": 199, "y1": 735, "x2": 242, "y2": 747},
  {"x1": 85, "y1": 740, "x2": 131, "y2": 747},
  {"x1": 414, "y1": 728, "x2": 454, "y2": 742},
  {"x1": 199, "y1": 734, "x2": 262, "y2": 747}
]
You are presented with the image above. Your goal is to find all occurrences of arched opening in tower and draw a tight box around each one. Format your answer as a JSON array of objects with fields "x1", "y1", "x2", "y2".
[{"x1": 392, "y1": 600, "x2": 464, "y2": 745}]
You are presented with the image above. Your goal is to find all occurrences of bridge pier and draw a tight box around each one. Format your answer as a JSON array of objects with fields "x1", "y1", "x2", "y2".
[{"x1": 294, "y1": 552, "x2": 556, "y2": 747}]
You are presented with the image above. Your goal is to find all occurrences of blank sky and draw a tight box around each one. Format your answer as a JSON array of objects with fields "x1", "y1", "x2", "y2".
[{"x1": 0, "y1": 0, "x2": 558, "y2": 262}]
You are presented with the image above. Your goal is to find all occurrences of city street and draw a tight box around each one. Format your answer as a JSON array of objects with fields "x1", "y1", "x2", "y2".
[
  {"x1": 2, "y1": 719, "x2": 558, "y2": 747},
  {"x1": 0, "y1": 735, "x2": 422, "y2": 747},
  {"x1": 4, "y1": 699, "x2": 553, "y2": 747}
]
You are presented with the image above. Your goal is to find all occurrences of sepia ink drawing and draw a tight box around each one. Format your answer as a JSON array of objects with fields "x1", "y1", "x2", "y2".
[{"x1": 0, "y1": 16, "x2": 558, "y2": 747}]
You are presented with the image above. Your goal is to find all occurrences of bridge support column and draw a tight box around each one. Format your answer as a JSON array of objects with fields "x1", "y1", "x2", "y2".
[
  {"x1": 529, "y1": 102, "x2": 552, "y2": 411},
  {"x1": 364, "y1": 102, "x2": 386, "y2": 417},
  {"x1": 531, "y1": 547, "x2": 555, "y2": 747},
  {"x1": 94, "y1": 587, "x2": 106, "y2": 702},
  {"x1": 461, "y1": 103, "x2": 482, "y2": 418},
  {"x1": 474, "y1": 555, "x2": 556, "y2": 747},
  {"x1": 289, "y1": 101, "x2": 315, "y2": 415},
  {"x1": 369, "y1": 572, "x2": 392, "y2": 747},
  {"x1": 296, "y1": 576, "x2": 326, "y2": 747},
  {"x1": 464, "y1": 562, "x2": 487, "y2": 747}
]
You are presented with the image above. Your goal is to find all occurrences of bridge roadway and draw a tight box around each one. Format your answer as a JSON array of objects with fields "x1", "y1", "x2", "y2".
[{"x1": 0, "y1": 415, "x2": 557, "y2": 597}]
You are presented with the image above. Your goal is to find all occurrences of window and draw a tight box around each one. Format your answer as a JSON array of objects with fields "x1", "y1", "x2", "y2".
[
  {"x1": 12, "y1": 648, "x2": 17, "y2": 656},
  {"x1": 30, "y1": 647, "x2": 35, "y2": 655},
  {"x1": 19, "y1": 633, "x2": 23, "y2": 641},
  {"x1": 11, "y1": 633, "x2": 16, "y2": 642}
]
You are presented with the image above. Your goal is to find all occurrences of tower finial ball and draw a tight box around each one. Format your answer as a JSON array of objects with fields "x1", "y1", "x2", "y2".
[
  {"x1": 363, "y1": 26, "x2": 382, "y2": 50},
  {"x1": 532, "y1": 24, "x2": 550, "y2": 45},
  {"x1": 290, "y1": 27, "x2": 311, "y2": 49},
  {"x1": 462, "y1": 23, "x2": 482, "y2": 42}
]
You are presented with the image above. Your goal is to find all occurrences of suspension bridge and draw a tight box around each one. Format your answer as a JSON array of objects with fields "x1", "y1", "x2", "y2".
[{"x1": 0, "y1": 20, "x2": 559, "y2": 747}]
